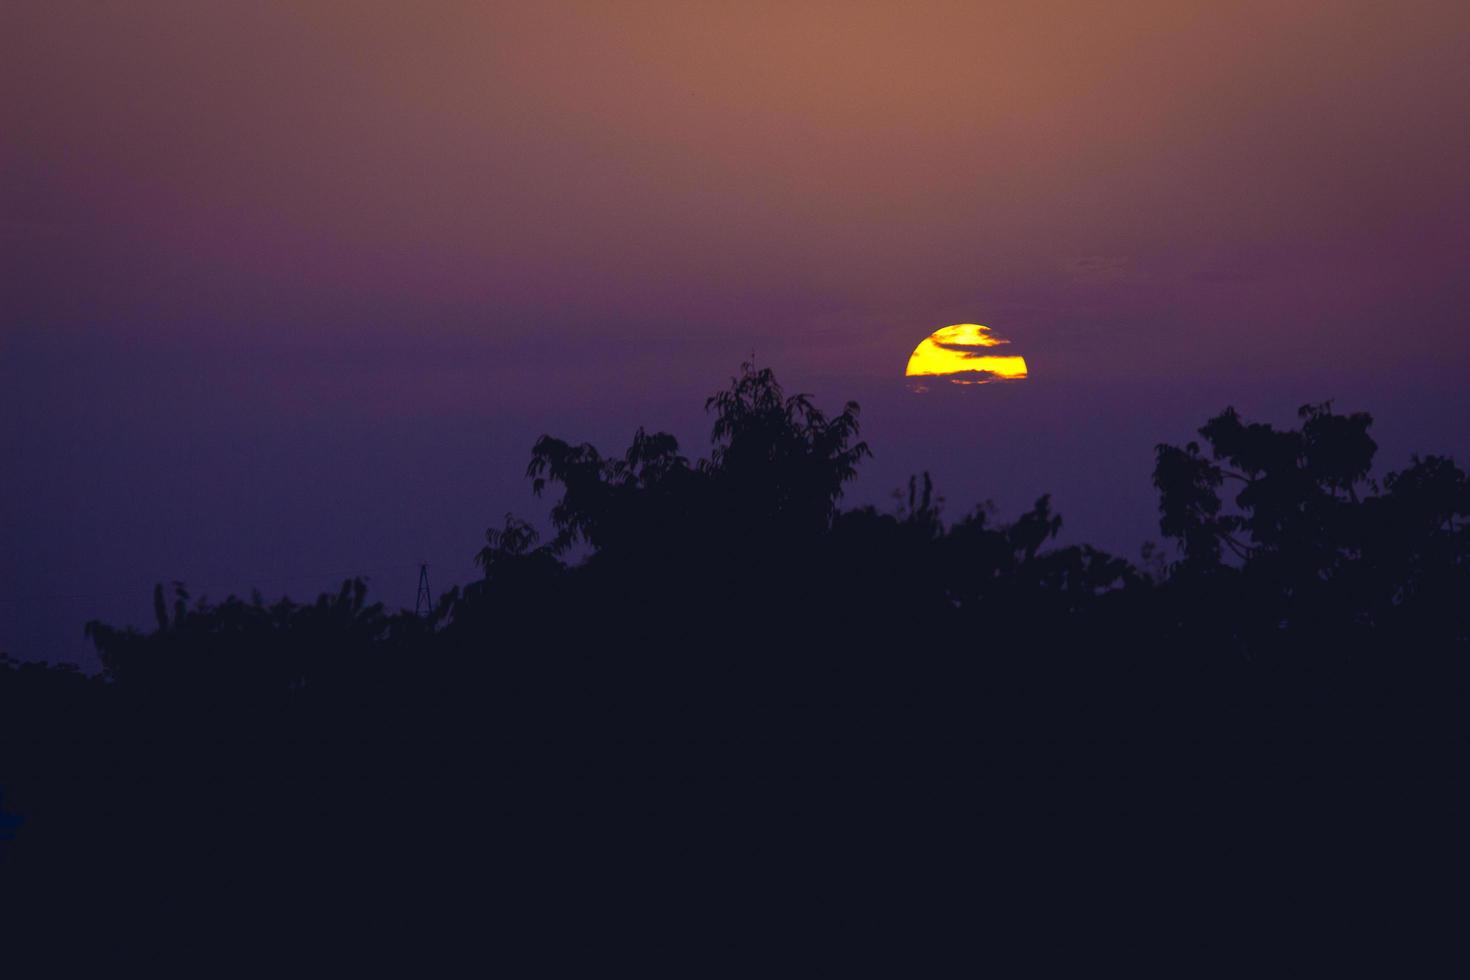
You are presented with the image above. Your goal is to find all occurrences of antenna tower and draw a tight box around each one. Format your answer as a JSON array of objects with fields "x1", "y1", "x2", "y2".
[{"x1": 415, "y1": 562, "x2": 433, "y2": 618}]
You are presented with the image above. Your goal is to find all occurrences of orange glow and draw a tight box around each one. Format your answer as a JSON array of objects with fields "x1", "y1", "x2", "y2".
[{"x1": 905, "y1": 324, "x2": 1028, "y2": 385}]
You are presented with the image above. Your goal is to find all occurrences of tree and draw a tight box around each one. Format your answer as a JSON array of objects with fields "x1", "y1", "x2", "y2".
[{"x1": 703, "y1": 362, "x2": 870, "y2": 538}]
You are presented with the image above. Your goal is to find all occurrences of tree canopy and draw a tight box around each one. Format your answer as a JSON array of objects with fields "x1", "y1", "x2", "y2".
[{"x1": 4, "y1": 364, "x2": 1468, "y2": 929}]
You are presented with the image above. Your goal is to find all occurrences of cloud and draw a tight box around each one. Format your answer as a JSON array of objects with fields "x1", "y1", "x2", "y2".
[{"x1": 1064, "y1": 255, "x2": 1145, "y2": 287}]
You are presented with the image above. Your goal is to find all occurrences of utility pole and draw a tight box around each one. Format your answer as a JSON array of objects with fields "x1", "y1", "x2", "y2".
[{"x1": 415, "y1": 562, "x2": 433, "y2": 618}]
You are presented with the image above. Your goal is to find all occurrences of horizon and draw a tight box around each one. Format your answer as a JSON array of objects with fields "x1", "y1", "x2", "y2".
[{"x1": 5, "y1": 1, "x2": 1470, "y2": 666}]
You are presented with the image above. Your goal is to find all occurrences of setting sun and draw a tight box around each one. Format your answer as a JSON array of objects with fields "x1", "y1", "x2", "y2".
[{"x1": 905, "y1": 324, "x2": 1028, "y2": 386}]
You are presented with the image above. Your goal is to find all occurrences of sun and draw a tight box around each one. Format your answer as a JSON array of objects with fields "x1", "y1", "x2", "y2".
[{"x1": 905, "y1": 323, "x2": 1028, "y2": 387}]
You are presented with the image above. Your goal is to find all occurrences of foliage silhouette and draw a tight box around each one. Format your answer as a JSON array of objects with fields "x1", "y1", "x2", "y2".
[{"x1": 2, "y1": 362, "x2": 1467, "y2": 953}]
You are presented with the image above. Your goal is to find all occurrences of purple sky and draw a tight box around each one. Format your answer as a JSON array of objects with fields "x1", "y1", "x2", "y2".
[{"x1": 5, "y1": 1, "x2": 1470, "y2": 666}]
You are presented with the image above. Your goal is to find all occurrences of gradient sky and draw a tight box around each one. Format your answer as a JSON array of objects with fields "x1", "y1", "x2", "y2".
[{"x1": 5, "y1": 1, "x2": 1470, "y2": 665}]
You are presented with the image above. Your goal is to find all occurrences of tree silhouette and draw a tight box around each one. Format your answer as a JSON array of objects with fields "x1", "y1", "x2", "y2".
[
  {"x1": 703, "y1": 362, "x2": 869, "y2": 537},
  {"x1": 2, "y1": 363, "x2": 1468, "y2": 933}
]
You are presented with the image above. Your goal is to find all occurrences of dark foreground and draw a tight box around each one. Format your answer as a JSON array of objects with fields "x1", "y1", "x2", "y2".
[{"x1": 3, "y1": 366, "x2": 1467, "y2": 965}]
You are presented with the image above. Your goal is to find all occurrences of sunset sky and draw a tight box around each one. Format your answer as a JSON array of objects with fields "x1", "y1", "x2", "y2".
[{"x1": 5, "y1": 1, "x2": 1470, "y2": 663}]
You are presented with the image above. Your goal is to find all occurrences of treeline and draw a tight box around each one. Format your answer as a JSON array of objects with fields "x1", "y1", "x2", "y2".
[
  {"x1": 2, "y1": 363, "x2": 1468, "y2": 924},
  {"x1": 6, "y1": 363, "x2": 1470, "y2": 756}
]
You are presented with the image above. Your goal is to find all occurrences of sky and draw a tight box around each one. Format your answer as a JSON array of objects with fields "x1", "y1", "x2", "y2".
[{"x1": 4, "y1": 1, "x2": 1470, "y2": 666}]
